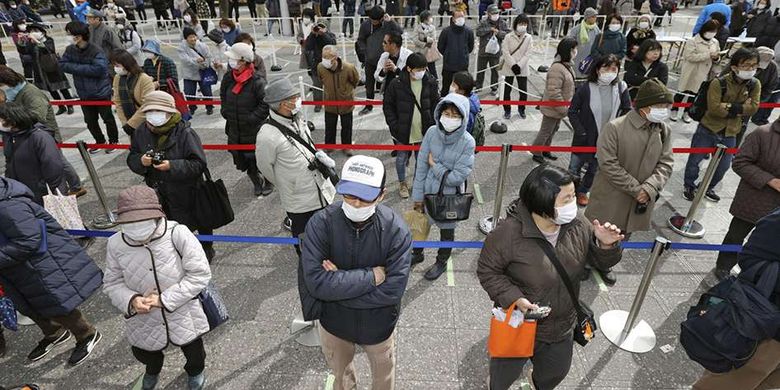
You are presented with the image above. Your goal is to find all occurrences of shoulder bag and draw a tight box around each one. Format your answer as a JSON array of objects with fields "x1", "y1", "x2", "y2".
[
  {"x1": 534, "y1": 239, "x2": 597, "y2": 346},
  {"x1": 424, "y1": 171, "x2": 474, "y2": 222},
  {"x1": 498, "y1": 34, "x2": 526, "y2": 72},
  {"x1": 193, "y1": 167, "x2": 235, "y2": 230}
]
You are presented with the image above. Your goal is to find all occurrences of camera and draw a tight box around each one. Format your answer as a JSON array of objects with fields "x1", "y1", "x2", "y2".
[
  {"x1": 307, "y1": 158, "x2": 340, "y2": 186},
  {"x1": 145, "y1": 149, "x2": 165, "y2": 165}
]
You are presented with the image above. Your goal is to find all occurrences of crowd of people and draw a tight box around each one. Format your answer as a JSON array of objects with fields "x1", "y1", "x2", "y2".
[{"x1": 0, "y1": 0, "x2": 779, "y2": 389}]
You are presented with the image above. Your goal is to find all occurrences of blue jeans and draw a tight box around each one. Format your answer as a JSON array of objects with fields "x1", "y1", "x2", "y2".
[
  {"x1": 183, "y1": 79, "x2": 213, "y2": 111},
  {"x1": 396, "y1": 149, "x2": 419, "y2": 182},
  {"x1": 683, "y1": 125, "x2": 737, "y2": 191},
  {"x1": 567, "y1": 153, "x2": 598, "y2": 194}
]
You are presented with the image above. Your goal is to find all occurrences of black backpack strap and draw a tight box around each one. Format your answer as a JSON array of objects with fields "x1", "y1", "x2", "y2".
[{"x1": 533, "y1": 239, "x2": 587, "y2": 316}]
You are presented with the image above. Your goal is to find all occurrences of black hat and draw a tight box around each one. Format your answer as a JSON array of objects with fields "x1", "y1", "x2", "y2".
[
  {"x1": 183, "y1": 27, "x2": 197, "y2": 39},
  {"x1": 406, "y1": 52, "x2": 427, "y2": 69}
]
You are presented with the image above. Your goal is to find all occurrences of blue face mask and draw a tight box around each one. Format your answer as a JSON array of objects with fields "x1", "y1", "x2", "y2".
[{"x1": 4, "y1": 82, "x2": 25, "y2": 102}]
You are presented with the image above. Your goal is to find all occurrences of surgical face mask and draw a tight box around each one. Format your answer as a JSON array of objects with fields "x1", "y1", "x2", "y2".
[
  {"x1": 116, "y1": 24, "x2": 125, "y2": 30},
  {"x1": 228, "y1": 58, "x2": 239, "y2": 68},
  {"x1": 638, "y1": 21, "x2": 650, "y2": 29},
  {"x1": 440, "y1": 115, "x2": 462, "y2": 132},
  {"x1": 114, "y1": 65, "x2": 127, "y2": 75},
  {"x1": 290, "y1": 97, "x2": 303, "y2": 115},
  {"x1": 121, "y1": 219, "x2": 159, "y2": 241},
  {"x1": 737, "y1": 69, "x2": 757, "y2": 80},
  {"x1": 144, "y1": 52, "x2": 156, "y2": 60},
  {"x1": 29, "y1": 31, "x2": 43, "y2": 40},
  {"x1": 598, "y1": 71, "x2": 617, "y2": 84},
  {"x1": 516, "y1": 25, "x2": 527, "y2": 34},
  {"x1": 454, "y1": 17, "x2": 465, "y2": 26},
  {"x1": 703, "y1": 32, "x2": 716, "y2": 40},
  {"x1": 571, "y1": 48, "x2": 578, "y2": 59},
  {"x1": 412, "y1": 69, "x2": 425, "y2": 80},
  {"x1": 321, "y1": 58, "x2": 333, "y2": 69},
  {"x1": 449, "y1": 84, "x2": 458, "y2": 94},
  {"x1": 221, "y1": 27, "x2": 230, "y2": 33},
  {"x1": 183, "y1": 14, "x2": 191, "y2": 22},
  {"x1": 146, "y1": 111, "x2": 169, "y2": 127},
  {"x1": 490, "y1": 14, "x2": 499, "y2": 22},
  {"x1": 647, "y1": 107, "x2": 669, "y2": 123},
  {"x1": 609, "y1": 23, "x2": 621, "y2": 32},
  {"x1": 425, "y1": 19, "x2": 433, "y2": 25},
  {"x1": 342, "y1": 200, "x2": 376, "y2": 222},
  {"x1": 18, "y1": 24, "x2": 26, "y2": 31},
  {"x1": 553, "y1": 200, "x2": 577, "y2": 225}
]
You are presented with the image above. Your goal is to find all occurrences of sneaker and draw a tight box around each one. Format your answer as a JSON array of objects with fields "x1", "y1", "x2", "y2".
[
  {"x1": 67, "y1": 331, "x2": 102, "y2": 366},
  {"x1": 683, "y1": 187, "x2": 695, "y2": 201},
  {"x1": 282, "y1": 217, "x2": 292, "y2": 232},
  {"x1": 67, "y1": 106, "x2": 74, "y2": 115},
  {"x1": 705, "y1": 189, "x2": 721, "y2": 202},
  {"x1": 597, "y1": 268, "x2": 617, "y2": 286},
  {"x1": 88, "y1": 148, "x2": 101, "y2": 155},
  {"x1": 55, "y1": 106, "x2": 67, "y2": 116},
  {"x1": 542, "y1": 152, "x2": 558, "y2": 161},
  {"x1": 358, "y1": 106, "x2": 373, "y2": 115},
  {"x1": 141, "y1": 373, "x2": 159, "y2": 390},
  {"x1": 67, "y1": 188, "x2": 88, "y2": 198},
  {"x1": 259, "y1": 180, "x2": 274, "y2": 197},
  {"x1": 423, "y1": 260, "x2": 448, "y2": 280},
  {"x1": 314, "y1": 106, "x2": 322, "y2": 113},
  {"x1": 526, "y1": 367, "x2": 537, "y2": 390},
  {"x1": 206, "y1": 107, "x2": 213, "y2": 115},
  {"x1": 27, "y1": 330, "x2": 72, "y2": 362},
  {"x1": 576, "y1": 193, "x2": 589, "y2": 207},
  {"x1": 682, "y1": 112, "x2": 692, "y2": 123},
  {"x1": 669, "y1": 112, "x2": 678, "y2": 122},
  {"x1": 105, "y1": 143, "x2": 117, "y2": 154},
  {"x1": 518, "y1": 109, "x2": 526, "y2": 119},
  {"x1": 188, "y1": 373, "x2": 205, "y2": 390},
  {"x1": 399, "y1": 181, "x2": 410, "y2": 199},
  {"x1": 503, "y1": 111, "x2": 511, "y2": 119}
]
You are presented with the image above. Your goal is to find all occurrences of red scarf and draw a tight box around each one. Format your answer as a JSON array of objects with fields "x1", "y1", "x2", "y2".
[{"x1": 231, "y1": 63, "x2": 255, "y2": 94}]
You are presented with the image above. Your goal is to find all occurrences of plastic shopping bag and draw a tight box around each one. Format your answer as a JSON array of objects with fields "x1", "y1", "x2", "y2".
[
  {"x1": 485, "y1": 35, "x2": 500, "y2": 55},
  {"x1": 43, "y1": 185, "x2": 85, "y2": 230},
  {"x1": 403, "y1": 209, "x2": 431, "y2": 242}
]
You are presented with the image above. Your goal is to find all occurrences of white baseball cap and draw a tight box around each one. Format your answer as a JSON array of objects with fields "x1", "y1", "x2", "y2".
[
  {"x1": 225, "y1": 42, "x2": 254, "y2": 62},
  {"x1": 336, "y1": 155, "x2": 385, "y2": 201}
]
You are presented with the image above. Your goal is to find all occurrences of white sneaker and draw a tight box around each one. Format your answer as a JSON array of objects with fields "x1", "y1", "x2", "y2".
[{"x1": 16, "y1": 311, "x2": 35, "y2": 326}]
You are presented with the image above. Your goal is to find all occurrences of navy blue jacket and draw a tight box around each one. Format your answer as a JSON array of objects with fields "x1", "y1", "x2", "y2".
[
  {"x1": 437, "y1": 24, "x2": 475, "y2": 72},
  {"x1": 301, "y1": 202, "x2": 412, "y2": 345},
  {"x1": 2, "y1": 123, "x2": 66, "y2": 205},
  {"x1": 59, "y1": 42, "x2": 112, "y2": 100},
  {"x1": 0, "y1": 178, "x2": 103, "y2": 318},
  {"x1": 567, "y1": 81, "x2": 631, "y2": 153}
]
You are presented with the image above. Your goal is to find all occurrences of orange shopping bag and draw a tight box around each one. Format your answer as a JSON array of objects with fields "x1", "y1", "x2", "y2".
[{"x1": 487, "y1": 302, "x2": 537, "y2": 358}]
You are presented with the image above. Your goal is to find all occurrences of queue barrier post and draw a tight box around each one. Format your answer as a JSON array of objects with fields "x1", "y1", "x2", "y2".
[
  {"x1": 667, "y1": 144, "x2": 728, "y2": 239},
  {"x1": 479, "y1": 143, "x2": 511, "y2": 235},
  {"x1": 599, "y1": 236, "x2": 671, "y2": 353},
  {"x1": 290, "y1": 317, "x2": 321, "y2": 347},
  {"x1": 75, "y1": 141, "x2": 117, "y2": 230},
  {"x1": 270, "y1": 38, "x2": 283, "y2": 72}
]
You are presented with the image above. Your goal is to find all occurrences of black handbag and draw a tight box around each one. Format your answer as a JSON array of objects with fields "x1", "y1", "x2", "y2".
[
  {"x1": 193, "y1": 168, "x2": 235, "y2": 230},
  {"x1": 535, "y1": 239, "x2": 598, "y2": 346},
  {"x1": 423, "y1": 171, "x2": 473, "y2": 222}
]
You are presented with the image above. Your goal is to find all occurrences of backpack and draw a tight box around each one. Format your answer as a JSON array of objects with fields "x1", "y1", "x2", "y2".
[
  {"x1": 552, "y1": 0, "x2": 572, "y2": 12},
  {"x1": 688, "y1": 77, "x2": 756, "y2": 122},
  {"x1": 119, "y1": 28, "x2": 144, "y2": 48},
  {"x1": 471, "y1": 109, "x2": 486, "y2": 149}
]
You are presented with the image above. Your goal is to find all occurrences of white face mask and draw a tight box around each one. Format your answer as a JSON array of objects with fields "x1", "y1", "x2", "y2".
[
  {"x1": 342, "y1": 200, "x2": 376, "y2": 222},
  {"x1": 638, "y1": 21, "x2": 650, "y2": 29},
  {"x1": 18, "y1": 24, "x2": 26, "y2": 31},
  {"x1": 490, "y1": 14, "x2": 499, "y2": 22},
  {"x1": 228, "y1": 58, "x2": 239, "y2": 68},
  {"x1": 321, "y1": 58, "x2": 333, "y2": 69},
  {"x1": 737, "y1": 69, "x2": 757, "y2": 80},
  {"x1": 758, "y1": 3, "x2": 767, "y2": 9},
  {"x1": 146, "y1": 111, "x2": 169, "y2": 127},
  {"x1": 516, "y1": 25, "x2": 527, "y2": 34},
  {"x1": 598, "y1": 72, "x2": 617, "y2": 84},
  {"x1": 553, "y1": 200, "x2": 578, "y2": 225},
  {"x1": 440, "y1": 116, "x2": 462, "y2": 132},
  {"x1": 116, "y1": 24, "x2": 125, "y2": 30},
  {"x1": 183, "y1": 14, "x2": 191, "y2": 22},
  {"x1": 412, "y1": 70, "x2": 425, "y2": 80},
  {"x1": 121, "y1": 219, "x2": 159, "y2": 242},
  {"x1": 449, "y1": 85, "x2": 457, "y2": 94},
  {"x1": 30, "y1": 31, "x2": 43, "y2": 40},
  {"x1": 571, "y1": 48, "x2": 578, "y2": 59},
  {"x1": 221, "y1": 27, "x2": 230, "y2": 33},
  {"x1": 454, "y1": 17, "x2": 465, "y2": 26},
  {"x1": 114, "y1": 65, "x2": 127, "y2": 75},
  {"x1": 703, "y1": 32, "x2": 716, "y2": 40},
  {"x1": 609, "y1": 23, "x2": 621, "y2": 32},
  {"x1": 291, "y1": 97, "x2": 303, "y2": 115},
  {"x1": 144, "y1": 52, "x2": 156, "y2": 59},
  {"x1": 647, "y1": 107, "x2": 669, "y2": 123}
]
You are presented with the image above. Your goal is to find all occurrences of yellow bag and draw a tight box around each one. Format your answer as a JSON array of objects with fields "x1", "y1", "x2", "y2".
[{"x1": 403, "y1": 209, "x2": 431, "y2": 242}]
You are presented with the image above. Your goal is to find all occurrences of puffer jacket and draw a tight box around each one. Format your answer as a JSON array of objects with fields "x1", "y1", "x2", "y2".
[
  {"x1": 499, "y1": 30, "x2": 532, "y2": 77},
  {"x1": 540, "y1": 61, "x2": 575, "y2": 119},
  {"x1": 2, "y1": 123, "x2": 66, "y2": 204},
  {"x1": 437, "y1": 24, "x2": 475, "y2": 72},
  {"x1": 477, "y1": 199, "x2": 622, "y2": 343},
  {"x1": 730, "y1": 121, "x2": 780, "y2": 224},
  {"x1": 383, "y1": 70, "x2": 441, "y2": 145},
  {"x1": 104, "y1": 220, "x2": 211, "y2": 351},
  {"x1": 220, "y1": 68, "x2": 269, "y2": 170},
  {"x1": 59, "y1": 42, "x2": 112, "y2": 100},
  {"x1": 14, "y1": 82, "x2": 59, "y2": 141},
  {"x1": 300, "y1": 202, "x2": 412, "y2": 345},
  {"x1": 412, "y1": 93, "x2": 475, "y2": 230},
  {"x1": 177, "y1": 40, "x2": 212, "y2": 81},
  {"x1": 0, "y1": 177, "x2": 103, "y2": 318},
  {"x1": 317, "y1": 58, "x2": 360, "y2": 115},
  {"x1": 356, "y1": 19, "x2": 403, "y2": 66}
]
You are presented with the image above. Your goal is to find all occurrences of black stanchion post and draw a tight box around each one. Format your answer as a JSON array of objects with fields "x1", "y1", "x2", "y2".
[
  {"x1": 479, "y1": 143, "x2": 511, "y2": 235},
  {"x1": 76, "y1": 141, "x2": 117, "y2": 229}
]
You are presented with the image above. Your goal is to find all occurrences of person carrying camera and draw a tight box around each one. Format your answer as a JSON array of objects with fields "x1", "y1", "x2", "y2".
[{"x1": 126, "y1": 91, "x2": 215, "y2": 262}]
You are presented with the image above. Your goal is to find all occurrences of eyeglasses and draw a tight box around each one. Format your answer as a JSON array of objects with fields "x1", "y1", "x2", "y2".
[{"x1": 736, "y1": 62, "x2": 759, "y2": 71}]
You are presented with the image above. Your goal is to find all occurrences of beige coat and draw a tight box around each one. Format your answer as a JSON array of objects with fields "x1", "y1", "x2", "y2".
[
  {"x1": 585, "y1": 110, "x2": 674, "y2": 233},
  {"x1": 111, "y1": 72, "x2": 155, "y2": 129},
  {"x1": 678, "y1": 35, "x2": 720, "y2": 93},
  {"x1": 540, "y1": 61, "x2": 575, "y2": 119},
  {"x1": 499, "y1": 31, "x2": 533, "y2": 77}
]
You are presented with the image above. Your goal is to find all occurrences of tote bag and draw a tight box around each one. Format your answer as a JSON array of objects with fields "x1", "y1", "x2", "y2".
[
  {"x1": 42, "y1": 186, "x2": 85, "y2": 230},
  {"x1": 193, "y1": 168, "x2": 234, "y2": 230},
  {"x1": 487, "y1": 301, "x2": 537, "y2": 358}
]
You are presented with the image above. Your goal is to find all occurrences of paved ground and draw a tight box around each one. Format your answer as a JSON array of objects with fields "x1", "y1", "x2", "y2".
[{"x1": 0, "y1": 5, "x2": 775, "y2": 389}]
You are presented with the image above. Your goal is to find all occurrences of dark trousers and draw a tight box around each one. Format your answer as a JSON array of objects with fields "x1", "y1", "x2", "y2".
[
  {"x1": 476, "y1": 55, "x2": 499, "y2": 90},
  {"x1": 29, "y1": 308, "x2": 95, "y2": 342},
  {"x1": 716, "y1": 216, "x2": 755, "y2": 272},
  {"x1": 153, "y1": 8, "x2": 170, "y2": 28},
  {"x1": 441, "y1": 69, "x2": 457, "y2": 98},
  {"x1": 325, "y1": 112, "x2": 353, "y2": 145},
  {"x1": 568, "y1": 153, "x2": 598, "y2": 194},
  {"x1": 137, "y1": 4, "x2": 148, "y2": 20},
  {"x1": 310, "y1": 71, "x2": 324, "y2": 106},
  {"x1": 246, "y1": 0, "x2": 257, "y2": 17},
  {"x1": 131, "y1": 337, "x2": 206, "y2": 376},
  {"x1": 288, "y1": 208, "x2": 322, "y2": 255},
  {"x1": 427, "y1": 61, "x2": 437, "y2": 79},
  {"x1": 49, "y1": 89, "x2": 73, "y2": 100},
  {"x1": 365, "y1": 63, "x2": 377, "y2": 100},
  {"x1": 489, "y1": 334, "x2": 574, "y2": 390},
  {"x1": 502, "y1": 76, "x2": 527, "y2": 113},
  {"x1": 81, "y1": 105, "x2": 119, "y2": 144},
  {"x1": 412, "y1": 228, "x2": 454, "y2": 262},
  {"x1": 183, "y1": 79, "x2": 213, "y2": 111},
  {"x1": 228, "y1": 0, "x2": 240, "y2": 19},
  {"x1": 342, "y1": 17, "x2": 354, "y2": 35}
]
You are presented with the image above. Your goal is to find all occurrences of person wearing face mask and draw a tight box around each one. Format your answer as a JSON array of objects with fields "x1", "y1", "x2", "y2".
[
  {"x1": 220, "y1": 42, "x2": 273, "y2": 197},
  {"x1": 101, "y1": 0, "x2": 128, "y2": 22},
  {"x1": 178, "y1": 27, "x2": 214, "y2": 116},
  {"x1": 126, "y1": 91, "x2": 216, "y2": 261},
  {"x1": 110, "y1": 50, "x2": 154, "y2": 137},
  {"x1": 437, "y1": 10, "x2": 475, "y2": 98},
  {"x1": 305, "y1": 22, "x2": 337, "y2": 113},
  {"x1": 566, "y1": 8, "x2": 600, "y2": 79},
  {"x1": 256, "y1": 78, "x2": 336, "y2": 248},
  {"x1": 590, "y1": 14, "x2": 627, "y2": 60},
  {"x1": 413, "y1": 11, "x2": 440, "y2": 79},
  {"x1": 567, "y1": 55, "x2": 631, "y2": 208},
  {"x1": 300, "y1": 155, "x2": 412, "y2": 390},
  {"x1": 746, "y1": 0, "x2": 773, "y2": 38},
  {"x1": 356, "y1": 6, "x2": 403, "y2": 115},
  {"x1": 11, "y1": 20, "x2": 33, "y2": 81},
  {"x1": 383, "y1": 53, "x2": 441, "y2": 199},
  {"x1": 624, "y1": 39, "x2": 668, "y2": 100},
  {"x1": 116, "y1": 19, "x2": 145, "y2": 70},
  {"x1": 683, "y1": 48, "x2": 761, "y2": 203},
  {"x1": 500, "y1": 14, "x2": 533, "y2": 119},
  {"x1": 235, "y1": 33, "x2": 267, "y2": 79},
  {"x1": 410, "y1": 94, "x2": 475, "y2": 280},
  {"x1": 374, "y1": 31, "x2": 412, "y2": 93},
  {"x1": 749, "y1": 46, "x2": 779, "y2": 126},
  {"x1": 585, "y1": 78, "x2": 673, "y2": 285},
  {"x1": 141, "y1": 39, "x2": 180, "y2": 93},
  {"x1": 104, "y1": 185, "x2": 212, "y2": 390},
  {"x1": 692, "y1": 0, "x2": 731, "y2": 35},
  {"x1": 626, "y1": 14, "x2": 656, "y2": 60},
  {"x1": 181, "y1": 10, "x2": 206, "y2": 38},
  {"x1": 85, "y1": 8, "x2": 123, "y2": 57},
  {"x1": 218, "y1": 18, "x2": 240, "y2": 45},
  {"x1": 674, "y1": 20, "x2": 721, "y2": 123},
  {"x1": 318, "y1": 45, "x2": 360, "y2": 154},
  {"x1": 450, "y1": 71, "x2": 481, "y2": 134},
  {"x1": 478, "y1": 164, "x2": 624, "y2": 390},
  {"x1": 475, "y1": 5, "x2": 509, "y2": 93},
  {"x1": 60, "y1": 21, "x2": 120, "y2": 154}
]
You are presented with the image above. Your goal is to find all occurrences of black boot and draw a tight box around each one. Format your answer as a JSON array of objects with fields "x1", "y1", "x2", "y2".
[
  {"x1": 67, "y1": 106, "x2": 74, "y2": 115},
  {"x1": 424, "y1": 259, "x2": 448, "y2": 280},
  {"x1": 56, "y1": 106, "x2": 67, "y2": 115},
  {"x1": 597, "y1": 268, "x2": 617, "y2": 286},
  {"x1": 411, "y1": 249, "x2": 424, "y2": 265}
]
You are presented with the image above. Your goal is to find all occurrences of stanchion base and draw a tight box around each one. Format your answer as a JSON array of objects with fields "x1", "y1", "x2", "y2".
[
  {"x1": 599, "y1": 310, "x2": 656, "y2": 353},
  {"x1": 290, "y1": 317, "x2": 320, "y2": 347},
  {"x1": 667, "y1": 214, "x2": 705, "y2": 239},
  {"x1": 90, "y1": 213, "x2": 117, "y2": 230},
  {"x1": 479, "y1": 216, "x2": 496, "y2": 235},
  {"x1": 271, "y1": 65, "x2": 283, "y2": 72}
]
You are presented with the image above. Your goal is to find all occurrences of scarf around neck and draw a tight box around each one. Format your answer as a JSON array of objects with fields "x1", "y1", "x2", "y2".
[
  {"x1": 118, "y1": 74, "x2": 138, "y2": 119},
  {"x1": 579, "y1": 22, "x2": 597, "y2": 45},
  {"x1": 151, "y1": 112, "x2": 181, "y2": 149},
  {"x1": 231, "y1": 63, "x2": 255, "y2": 94}
]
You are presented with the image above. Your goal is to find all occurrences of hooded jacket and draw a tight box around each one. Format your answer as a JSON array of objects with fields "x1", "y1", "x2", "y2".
[
  {"x1": 383, "y1": 70, "x2": 441, "y2": 145},
  {"x1": 0, "y1": 177, "x2": 103, "y2": 318},
  {"x1": 2, "y1": 123, "x2": 66, "y2": 204},
  {"x1": 59, "y1": 42, "x2": 112, "y2": 100},
  {"x1": 300, "y1": 202, "x2": 412, "y2": 345},
  {"x1": 412, "y1": 94, "x2": 475, "y2": 230}
]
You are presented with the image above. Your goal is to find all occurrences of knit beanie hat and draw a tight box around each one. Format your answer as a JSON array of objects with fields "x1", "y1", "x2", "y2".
[
  {"x1": 634, "y1": 78, "x2": 673, "y2": 109},
  {"x1": 141, "y1": 91, "x2": 178, "y2": 114},
  {"x1": 116, "y1": 185, "x2": 165, "y2": 223},
  {"x1": 583, "y1": 7, "x2": 597, "y2": 18},
  {"x1": 207, "y1": 28, "x2": 224, "y2": 44},
  {"x1": 183, "y1": 27, "x2": 197, "y2": 39}
]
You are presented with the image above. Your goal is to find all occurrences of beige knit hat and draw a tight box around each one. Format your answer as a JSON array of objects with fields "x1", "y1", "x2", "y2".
[
  {"x1": 140, "y1": 91, "x2": 178, "y2": 114},
  {"x1": 116, "y1": 185, "x2": 166, "y2": 223}
]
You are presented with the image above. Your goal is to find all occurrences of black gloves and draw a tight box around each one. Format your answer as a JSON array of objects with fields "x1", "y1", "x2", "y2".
[
  {"x1": 122, "y1": 124, "x2": 135, "y2": 137},
  {"x1": 511, "y1": 64, "x2": 522, "y2": 75}
]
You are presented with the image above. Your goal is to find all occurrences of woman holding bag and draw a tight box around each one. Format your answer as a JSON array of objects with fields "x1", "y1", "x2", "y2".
[
  {"x1": 411, "y1": 93, "x2": 475, "y2": 281},
  {"x1": 177, "y1": 27, "x2": 214, "y2": 116},
  {"x1": 477, "y1": 164, "x2": 623, "y2": 390},
  {"x1": 413, "y1": 11, "x2": 440, "y2": 79}
]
